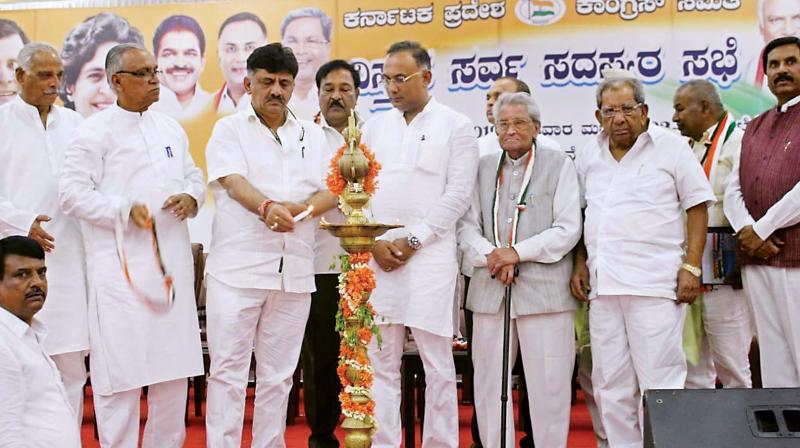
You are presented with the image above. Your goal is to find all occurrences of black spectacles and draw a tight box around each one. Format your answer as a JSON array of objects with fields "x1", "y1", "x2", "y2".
[{"x1": 116, "y1": 68, "x2": 162, "y2": 79}]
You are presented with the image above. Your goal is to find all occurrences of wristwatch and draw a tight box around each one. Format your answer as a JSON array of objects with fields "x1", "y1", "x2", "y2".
[
  {"x1": 407, "y1": 234, "x2": 422, "y2": 251},
  {"x1": 681, "y1": 263, "x2": 702, "y2": 278}
]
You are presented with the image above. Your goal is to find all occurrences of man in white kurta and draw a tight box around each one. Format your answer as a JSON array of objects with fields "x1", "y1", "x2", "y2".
[
  {"x1": 59, "y1": 44, "x2": 204, "y2": 447},
  {"x1": 0, "y1": 236, "x2": 81, "y2": 448},
  {"x1": 204, "y1": 43, "x2": 336, "y2": 447},
  {"x1": 363, "y1": 41, "x2": 478, "y2": 447},
  {"x1": 0, "y1": 43, "x2": 88, "y2": 426},
  {"x1": 571, "y1": 77, "x2": 714, "y2": 448},
  {"x1": 672, "y1": 79, "x2": 753, "y2": 389}
]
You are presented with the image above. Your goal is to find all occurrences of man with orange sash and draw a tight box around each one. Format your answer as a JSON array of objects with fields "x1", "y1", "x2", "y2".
[{"x1": 673, "y1": 79, "x2": 753, "y2": 389}]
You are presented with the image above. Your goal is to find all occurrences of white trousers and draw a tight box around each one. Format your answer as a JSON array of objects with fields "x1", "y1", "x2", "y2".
[
  {"x1": 205, "y1": 276, "x2": 311, "y2": 448},
  {"x1": 94, "y1": 378, "x2": 187, "y2": 448},
  {"x1": 685, "y1": 286, "x2": 753, "y2": 389},
  {"x1": 590, "y1": 295, "x2": 687, "y2": 448},
  {"x1": 742, "y1": 265, "x2": 800, "y2": 387},
  {"x1": 51, "y1": 350, "x2": 87, "y2": 427},
  {"x1": 368, "y1": 324, "x2": 459, "y2": 448},
  {"x1": 577, "y1": 365, "x2": 609, "y2": 448},
  {"x1": 472, "y1": 310, "x2": 575, "y2": 448}
]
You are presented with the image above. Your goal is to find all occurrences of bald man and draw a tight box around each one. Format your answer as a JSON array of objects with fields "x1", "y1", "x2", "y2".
[{"x1": 751, "y1": 0, "x2": 800, "y2": 89}]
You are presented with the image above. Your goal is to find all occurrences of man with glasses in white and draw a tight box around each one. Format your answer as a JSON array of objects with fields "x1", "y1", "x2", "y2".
[
  {"x1": 362, "y1": 40, "x2": 478, "y2": 447},
  {"x1": 570, "y1": 73, "x2": 714, "y2": 448},
  {"x1": 281, "y1": 7, "x2": 332, "y2": 120}
]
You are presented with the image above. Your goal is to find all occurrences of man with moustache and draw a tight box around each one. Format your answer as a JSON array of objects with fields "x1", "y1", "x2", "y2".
[
  {"x1": 213, "y1": 12, "x2": 267, "y2": 114},
  {"x1": 152, "y1": 15, "x2": 211, "y2": 120},
  {"x1": 282, "y1": 7, "x2": 332, "y2": 120},
  {"x1": 571, "y1": 75, "x2": 714, "y2": 448},
  {"x1": 363, "y1": 40, "x2": 478, "y2": 447},
  {"x1": 725, "y1": 36, "x2": 800, "y2": 387},
  {"x1": 672, "y1": 79, "x2": 753, "y2": 390},
  {"x1": 204, "y1": 43, "x2": 338, "y2": 447},
  {"x1": 302, "y1": 59, "x2": 361, "y2": 448},
  {"x1": 0, "y1": 19, "x2": 29, "y2": 106},
  {"x1": 0, "y1": 236, "x2": 81, "y2": 448},
  {"x1": 0, "y1": 42, "x2": 89, "y2": 429},
  {"x1": 60, "y1": 43, "x2": 205, "y2": 447},
  {"x1": 751, "y1": 0, "x2": 800, "y2": 89}
]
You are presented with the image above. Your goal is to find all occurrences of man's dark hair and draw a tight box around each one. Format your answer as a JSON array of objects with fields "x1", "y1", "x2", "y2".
[
  {"x1": 763, "y1": 36, "x2": 800, "y2": 71},
  {"x1": 247, "y1": 43, "x2": 298, "y2": 78},
  {"x1": 218, "y1": 12, "x2": 267, "y2": 39},
  {"x1": 152, "y1": 15, "x2": 206, "y2": 57},
  {"x1": 498, "y1": 75, "x2": 530, "y2": 94},
  {"x1": 0, "y1": 18, "x2": 29, "y2": 44},
  {"x1": 387, "y1": 41, "x2": 431, "y2": 70},
  {"x1": 0, "y1": 236, "x2": 44, "y2": 280},
  {"x1": 315, "y1": 59, "x2": 360, "y2": 89}
]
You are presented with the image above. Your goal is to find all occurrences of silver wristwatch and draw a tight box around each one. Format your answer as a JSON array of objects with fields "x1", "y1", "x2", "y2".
[{"x1": 407, "y1": 234, "x2": 422, "y2": 251}]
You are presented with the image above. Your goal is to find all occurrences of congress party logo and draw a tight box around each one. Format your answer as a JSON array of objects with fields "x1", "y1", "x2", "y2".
[{"x1": 514, "y1": 0, "x2": 565, "y2": 26}]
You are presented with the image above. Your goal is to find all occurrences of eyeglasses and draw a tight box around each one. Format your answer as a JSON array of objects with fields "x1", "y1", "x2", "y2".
[
  {"x1": 116, "y1": 68, "x2": 162, "y2": 79},
  {"x1": 379, "y1": 71, "x2": 423, "y2": 87},
  {"x1": 282, "y1": 38, "x2": 329, "y2": 49},
  {"x1": 599, "y1": 103, "x2": 643, "y2": 118},
  {"x1": 496, "y1": 118, "x2": 534, "y2": 132}
]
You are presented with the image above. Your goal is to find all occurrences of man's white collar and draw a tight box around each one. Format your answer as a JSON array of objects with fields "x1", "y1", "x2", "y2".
[{"x1": 779, "y1": 94, "x2": 800, "y2": 113}]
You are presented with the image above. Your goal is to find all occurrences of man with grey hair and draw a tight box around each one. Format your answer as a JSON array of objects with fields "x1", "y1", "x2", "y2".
[
  {"x1": 459, "y1": 91, "x2": 581, "y2": 447},
  {"x1": 672, "y1": 79, "x2": 753, "y2": 390},
  {"x1": 570, "y1": 75, "x2": 714, "y2": 448},
  {"x1": 59, "y1": 43, "x2": 205, "y2": 446},
  {"x1": 281, "y1": 7, "x2": 332, "y2": 119},
  {"x1": 0, "y1": 41, "x2": 88, "y2": 429}
]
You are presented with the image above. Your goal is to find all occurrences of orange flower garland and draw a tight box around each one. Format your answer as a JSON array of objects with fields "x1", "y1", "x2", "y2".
[{"x1": 326, "y1": 143, "x2": 381, "y2": 196}]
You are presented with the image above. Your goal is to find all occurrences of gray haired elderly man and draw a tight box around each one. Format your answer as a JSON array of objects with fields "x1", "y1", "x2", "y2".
[
  {"x1": 59, "y1": 43, "x2": 205, "y2": 447},
  {"x1": 570, "y1": 75, "x2": 714, "y2": 448},
  {"x1": 281, "y1": 7, "x2": 332, "y2": 119},
  {"x1": 459, "y1": 92, "x2": 582, "y2": 447}
]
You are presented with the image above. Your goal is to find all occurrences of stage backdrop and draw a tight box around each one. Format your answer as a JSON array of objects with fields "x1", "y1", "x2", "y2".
[{"x1": 0, "y1": 0, "x2": 779, "y2": 244}]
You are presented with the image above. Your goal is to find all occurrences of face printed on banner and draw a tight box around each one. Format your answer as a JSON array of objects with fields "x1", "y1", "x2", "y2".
[
  {"x1": 282, "y1": 16, "x2": 330, "y2": 93},
  {"x1": 760, "y1": 0, "x2": 800, "y2": 44},
  {"x1": 319, "y1": 68, "x2": 358, "y2": 129},
  {"x1": 156, "y1": 30, "x2": 204, "y2": 103},
  {"x1": 496, "y1": 103, "x2": 540, "y2": 158},
  {"x1": 16, "y1": 49, "x2": 63, "y2": 109},
  {"x1": 217, "y1": 19, "x2": 266, "y2": 93},
  {"x1": 66, "y1": 41, "x2": 118, "y2": 117},
  {"x1": 0, "y1": 33, "x2": 25, "y2": 105},
  {"x1": 486, "y1": 78, "x2": 519, "y2": 124},
  {"x1": 596, "y1": 83, "x2": 649, "y2": 152},
  {"x1": 0, "y1": 255, "x2": 47, "y2": 325},
  {"x1": 766, "y1": 43, "x2": 800, "y2": 103},
  {"x1": 246, "y1": 68, "x2": 294, "y2": 118}
]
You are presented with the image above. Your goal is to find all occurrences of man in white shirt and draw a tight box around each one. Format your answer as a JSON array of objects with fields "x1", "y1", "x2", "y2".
[
  {"x1": 204, "y1": 43, "x2": 338, "y2": 447},
  {"x1": 570, "y1": 76, "x2": 714, "y2": 448},
  {"x1": 363, "y1": 40, "x2": 478, "y2": 447},
  {"x1": 0, "y1": 236, "x2": 81, "y2": 448},
  {"x1": 459, "y1": 92, "x2": 581, "y2": 447},
  {"x1": 282, "y1": 7, "x2": 332, "y2": 120},
  {"x1": 301, "y1": 59, "x2": 361, "y2": 448},
  {"x1": 672, "y1": 79, "x2": 753, "y2": 389},
  {"x1": 59, "y1": 43, "x2": 205, "y2": 447},
  {"x1": 213, "y1": 12, "x2": 267, "y2": 114},
  {"x1": 0, "y1": 42, "x2": 88, "y2": 427}
]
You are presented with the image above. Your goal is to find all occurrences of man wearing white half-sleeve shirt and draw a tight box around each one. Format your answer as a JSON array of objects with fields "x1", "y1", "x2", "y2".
[
  {"x1": 571, "y1": 75, "x2": 714, "y2": 448},
  {"x1": 0, "y1": 42, "x2": 88, "y2": 427},
  {"x1": 0, "y1": 236, "x2": 81, "y2": 448},
  {"x1": 204, "y1": 43, "x2": 338, "y2": 447},
  {"x1": 363, "y1": 40, "x2": 478, "y2": 447},
  {"x1": 59, "y1": 44, "x2": 205, "y2": 447}
]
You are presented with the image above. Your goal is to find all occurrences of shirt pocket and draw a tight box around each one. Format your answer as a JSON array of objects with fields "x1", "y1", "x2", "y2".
[{"x1": 416, "y1": 141, "x2": 448, "y2": 175}]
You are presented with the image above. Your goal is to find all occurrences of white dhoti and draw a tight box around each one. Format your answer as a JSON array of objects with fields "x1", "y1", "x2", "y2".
[
  {"x1": 368, "y1": 324, "x2": 458, "y2": 448},
  {"x1": 742, "y1": 265, "x2": 800, "y2": 387},
  {"x1": 204, "y1": 275, "x2": 311, "y2": 448},
  {"x1": 590, "y1": 295, "x2": 687, "y2": 448},
  {"x1": 685, "y1": 286, "x2": 753, "y2": 389},
  {"x1": 51, "y1": 351, "x2": 87, "y2": 427},
  {"x1": 472, "y1": 309, "x2": 575, "y2": 448},
  {"x1": 94, "y1": 377, "x2": 187, "y2": 448}
]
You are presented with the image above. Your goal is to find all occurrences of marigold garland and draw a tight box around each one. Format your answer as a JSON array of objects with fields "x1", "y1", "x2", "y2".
[
  {"x1": 336, "y1": 252, "x2": 381, "y2": 428},
  {"x1": 326, "y1": 143, "x2": 381, "y2": 196}
]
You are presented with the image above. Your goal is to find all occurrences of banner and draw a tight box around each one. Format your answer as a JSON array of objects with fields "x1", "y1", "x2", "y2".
[{"x1": 0, "y1": 0, "x2": 783, "y2": 243}]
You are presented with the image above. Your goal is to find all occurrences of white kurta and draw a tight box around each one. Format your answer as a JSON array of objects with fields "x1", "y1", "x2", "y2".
[
  {"x1": 362, "y1": 97, "x2": 478, "y2": 337},
  {"x1": 59, "y1": 104, "x2": 205, "y2": 395},
  {"x1": 0, "y1": 97, "x2": 88, "y2": 356},
  {"x1": 287, "y1": 84, "x2": 319, "y2": 121}
]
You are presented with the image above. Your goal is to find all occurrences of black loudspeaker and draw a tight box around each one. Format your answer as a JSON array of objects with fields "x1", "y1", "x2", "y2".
[{"x1": 643, "y1": 388, "x2": 800, "y2": 447}]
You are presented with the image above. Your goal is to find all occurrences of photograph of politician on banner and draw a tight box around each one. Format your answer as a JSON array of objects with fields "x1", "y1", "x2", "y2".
[
  {"x1": 281, "y1": 7, "x2": 332, "y2": 120},
  {"x1": 211, "y1": 11, "x2": 267, "y2": 114},
  {"x1": 0, "y1": 18, "x2": 28, "y2": 106}
]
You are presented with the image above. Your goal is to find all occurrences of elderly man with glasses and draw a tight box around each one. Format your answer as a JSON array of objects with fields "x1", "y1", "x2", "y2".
[
  {"x1": 570, "y1": 73, "x2": 714, "y2": 448},
  {"x1": 361, "y1": 40, "x2": 479, "y2": 447}
]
